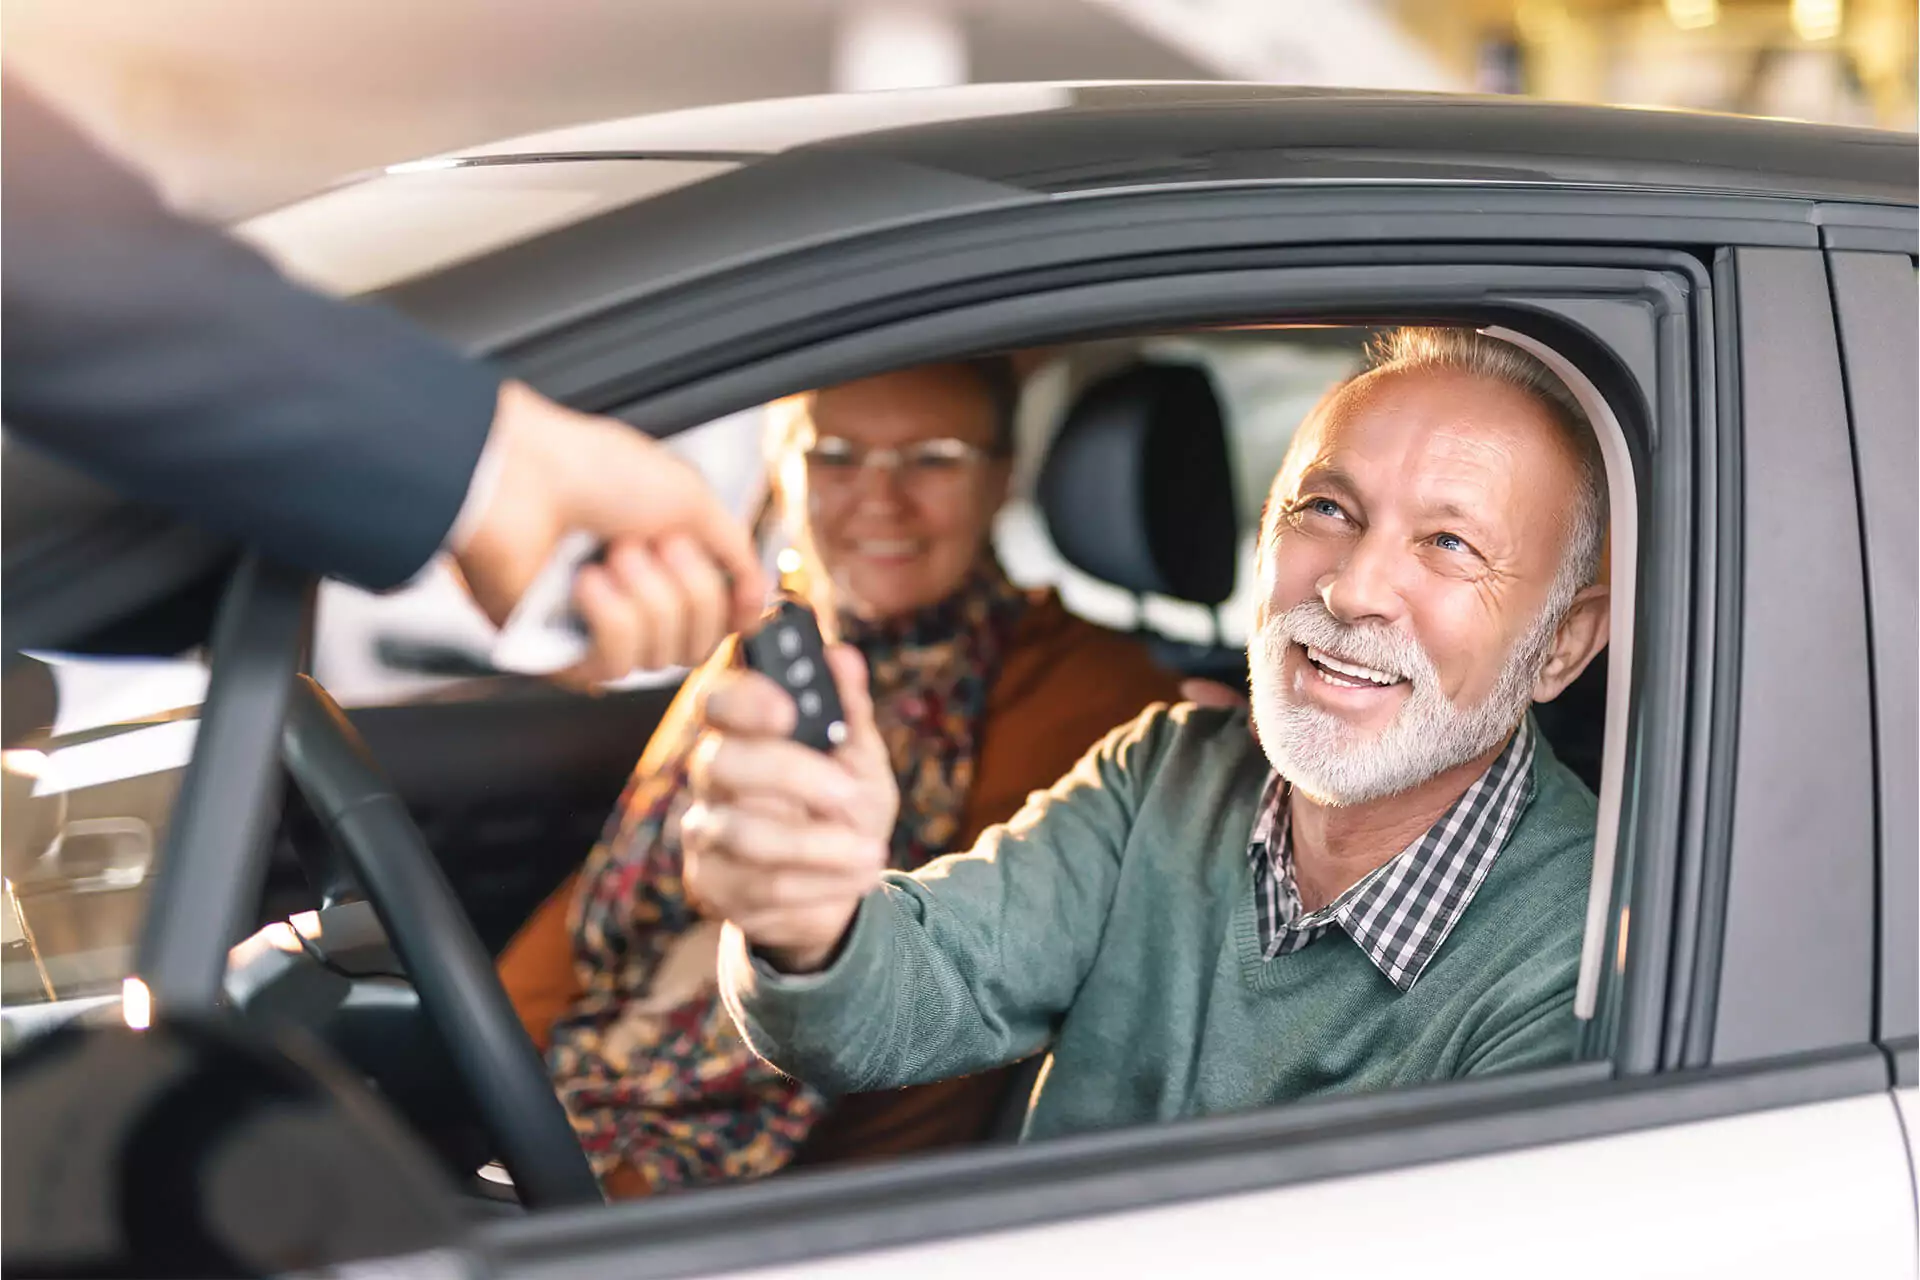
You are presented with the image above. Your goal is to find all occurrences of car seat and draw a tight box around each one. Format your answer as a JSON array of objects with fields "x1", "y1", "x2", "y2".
[{"x1": 1036, "y1": 359, "x2": 1246, "y2": 686}]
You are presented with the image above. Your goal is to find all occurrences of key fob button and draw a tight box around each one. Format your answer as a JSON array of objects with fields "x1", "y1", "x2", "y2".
[
  {"x1": 777, "y1": 627, "x2": 802, "y2": 657},
  {"x1": 798, "y1": 689, "x2": 822, "y2": 717},
  {"x1": 787, "y1": 657, "x2": 815, "y2": 687}
]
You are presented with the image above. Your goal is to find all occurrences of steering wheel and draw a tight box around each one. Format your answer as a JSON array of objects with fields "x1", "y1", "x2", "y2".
[{"x1": 279, "y1": 676, "x2": 602, "y2": 1210}]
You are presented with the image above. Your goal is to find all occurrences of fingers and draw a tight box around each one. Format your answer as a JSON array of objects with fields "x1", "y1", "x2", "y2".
[
  {"x1": 625, "y1": 450, "x2": 767, "y2": 636},
  {"x1": 680, "y1": 793, "x2": 885, "y2": 974},
  {"x1": 558, "y1": 408, "x2": 766, "y2": 634},
  {"x1": 702, "y1": 668, "x2": 799, "y2": 737},
  {"x1": 566, "y1": 560, "x2": 647, "y2": 686},
  {"x1": 694, "y1": 651, "x2": 900, "y2": 843},
  {"x1": 688, "y1": 859, "x2": 881, "y2": 916},
  {"x1": 683, "y1": 645, "x2": 899, "y2": 967},
  {"x1": 566, "y1": 544, "x2": 673, "y2": 684},
  {"x1": 681, "y1": 801, "x2": 888, "y2": 876},
  {"x1": 674, "y1": 474, "x2": 768, "y2": 634},
  {"x1": 561, "y1": 538, "x2": 737, "y2": 686},
  {"x1": 468, "y1": 386, "x2": 767, "y2": 644},
  {"x1": 689, "y1": 730, "x2": 864, "y2": 823},
  {"x1": 656, "y1": 534, "x2": 730, "y2": 664}
]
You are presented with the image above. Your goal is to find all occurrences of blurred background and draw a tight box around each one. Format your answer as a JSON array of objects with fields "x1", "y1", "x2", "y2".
[{"x1": 5, "y1": 0, "x2": 1914, "y2": 221}]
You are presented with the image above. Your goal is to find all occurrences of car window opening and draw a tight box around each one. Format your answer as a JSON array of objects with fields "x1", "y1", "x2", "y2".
[
  {"x1": 22, "y1": 318, "x2": 1639, "y2": 1215},
  {"x1": 304, "y1": 318, "x2": 1635, "y2": 1206}
]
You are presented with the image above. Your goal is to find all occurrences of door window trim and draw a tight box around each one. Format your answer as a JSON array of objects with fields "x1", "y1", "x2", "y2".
[
  {"x1": 472, "y1": 1047, "x2": 1887, "y2": 1280},
  {"x1": 1482, "y1": 326, "x2": 1639, "y2": 1026}
]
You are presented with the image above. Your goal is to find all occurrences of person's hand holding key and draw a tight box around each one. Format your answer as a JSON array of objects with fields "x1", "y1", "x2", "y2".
[{"x1": 683, "y1": 643, "x2": 899, "y2": 973}]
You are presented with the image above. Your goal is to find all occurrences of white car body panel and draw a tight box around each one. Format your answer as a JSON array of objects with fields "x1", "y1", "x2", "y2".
[
  {"x1": 1898, "y1": 1085, "x2": 1919, "y2": 1182},
  {"x1": 719, "y1": 1095, "x2": 1916, "y2": 1280}
]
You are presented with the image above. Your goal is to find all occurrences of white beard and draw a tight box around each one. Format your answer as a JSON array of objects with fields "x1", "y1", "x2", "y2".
[{"x1": 1247, "y1": 599, "x2": 1557, "y2": 806}]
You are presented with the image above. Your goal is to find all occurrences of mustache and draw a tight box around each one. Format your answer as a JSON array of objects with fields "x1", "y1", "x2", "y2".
[{"x1": 1258, "y1": 601, "x2": 1439, "y2": 689}]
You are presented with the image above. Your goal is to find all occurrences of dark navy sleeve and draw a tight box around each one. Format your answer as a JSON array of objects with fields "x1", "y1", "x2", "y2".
[{"x1": 1, "y1": 78, "x2": 500, "y2": 590}]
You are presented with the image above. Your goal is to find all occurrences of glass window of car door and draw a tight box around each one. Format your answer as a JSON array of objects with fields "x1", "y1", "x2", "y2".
[{"x1": 1, "y1": 650, "x2": 208, "y2": 1020}]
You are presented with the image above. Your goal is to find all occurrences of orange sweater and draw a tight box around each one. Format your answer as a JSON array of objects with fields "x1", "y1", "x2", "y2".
[{"x1": 497, "y1": 595, "x2": 1181, "y2": 1194}]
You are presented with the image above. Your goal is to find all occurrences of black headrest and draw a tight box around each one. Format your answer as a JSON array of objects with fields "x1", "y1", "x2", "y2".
[{"x1": 1037, "y1": 362, "x2": 1239, "y2": 606}]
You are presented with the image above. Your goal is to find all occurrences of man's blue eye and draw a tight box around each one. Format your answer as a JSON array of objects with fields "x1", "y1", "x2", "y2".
[
  {"x1": 1434, "y1": 533, "x2": 1467, "y2": 553},
  {"x1": 1310, "y1": 499, "x2": 1342, "y2": 518}
]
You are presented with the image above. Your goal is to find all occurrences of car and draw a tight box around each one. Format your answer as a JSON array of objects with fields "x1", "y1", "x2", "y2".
[{"x1": 2, "y1": 82, "x2": 1914, "y2": 1279}]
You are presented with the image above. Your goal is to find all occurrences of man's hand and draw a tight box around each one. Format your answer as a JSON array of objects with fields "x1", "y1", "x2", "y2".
[
  {"x1": 453, "y1": 380, "x2": 766, "y2": 684},
  {"x1": 682, "y1": 645, "x2": 898, "y2": 973}
]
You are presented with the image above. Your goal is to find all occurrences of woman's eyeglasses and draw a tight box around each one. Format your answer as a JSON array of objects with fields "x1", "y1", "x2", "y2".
[{"x1": 801, "y1": 435, "x2": 998, "y2": 486}]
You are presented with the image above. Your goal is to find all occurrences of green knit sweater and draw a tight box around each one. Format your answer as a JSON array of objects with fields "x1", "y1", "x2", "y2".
[{"x1": 720, "y1": 703, "x2": 1597, "y2": 1140}]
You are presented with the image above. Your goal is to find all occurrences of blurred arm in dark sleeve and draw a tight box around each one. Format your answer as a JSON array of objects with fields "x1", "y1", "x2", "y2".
[{"x1": 0, "y1": 75, "x2": 500, "y2": 591}]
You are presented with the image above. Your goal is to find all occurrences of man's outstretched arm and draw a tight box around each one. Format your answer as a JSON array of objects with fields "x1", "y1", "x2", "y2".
[
  {"x1": 2, "y1": 78, "x2": 766, "y2": 679},
  {"x1": 688, "y1": 645, "x2": 1165, "y2": 1093},
  {"x1": 2, "y1": 76, "x2": 497, "y2": 591}
]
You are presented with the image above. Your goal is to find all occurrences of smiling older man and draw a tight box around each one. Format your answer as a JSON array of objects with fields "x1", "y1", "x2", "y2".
[{"x1": 685, "y1": 328, "x2": 1613, "y2": 1135}]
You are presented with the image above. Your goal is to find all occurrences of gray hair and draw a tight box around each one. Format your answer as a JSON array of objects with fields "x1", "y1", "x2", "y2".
[{"x1": 1360, "y1": 327, "x2": 1608, "y2": 618}]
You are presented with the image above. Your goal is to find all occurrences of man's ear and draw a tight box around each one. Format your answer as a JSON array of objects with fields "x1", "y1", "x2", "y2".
[{"x1": 1533, "y1": 584, "x2": 1611, "y2": 703}]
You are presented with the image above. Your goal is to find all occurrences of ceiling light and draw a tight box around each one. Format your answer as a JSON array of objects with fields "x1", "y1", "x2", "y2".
[
  {"x1": 1667, "y1": 0, "x2": 1719, "y2": 30},
  {"x1": 1791, "y1": 0, "x2": 1843, "y2": 41}
]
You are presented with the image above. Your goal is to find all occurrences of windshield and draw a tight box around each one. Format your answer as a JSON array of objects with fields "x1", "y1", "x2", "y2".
[{"x1": 2, "y1": 651, "x2": 208, "y2": 1015}]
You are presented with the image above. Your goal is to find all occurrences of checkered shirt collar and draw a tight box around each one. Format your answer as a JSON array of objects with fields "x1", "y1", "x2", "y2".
[{"x1": 1246, "y1": 717, "x2": 1538, "y2": 992}]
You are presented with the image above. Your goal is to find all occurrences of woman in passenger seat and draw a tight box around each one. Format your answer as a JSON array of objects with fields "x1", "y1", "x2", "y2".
[{"x1": 499, "y1": 358, "x2": 1181, "y2": 1198}]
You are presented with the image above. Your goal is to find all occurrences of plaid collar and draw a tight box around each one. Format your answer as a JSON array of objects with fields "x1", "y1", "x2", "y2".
[{"x1": 1247, "y1": 717, "x2": 1537, "y2": 991}]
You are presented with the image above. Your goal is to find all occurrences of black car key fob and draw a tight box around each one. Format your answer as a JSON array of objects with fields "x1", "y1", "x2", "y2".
[{"x1": 741, "y1": 598, "x2": 848, "y2": 753}]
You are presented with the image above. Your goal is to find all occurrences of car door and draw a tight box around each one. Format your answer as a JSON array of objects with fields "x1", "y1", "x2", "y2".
[{"x1": 397, "y1": 178, "x2": 1909, "y2": 1279}]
